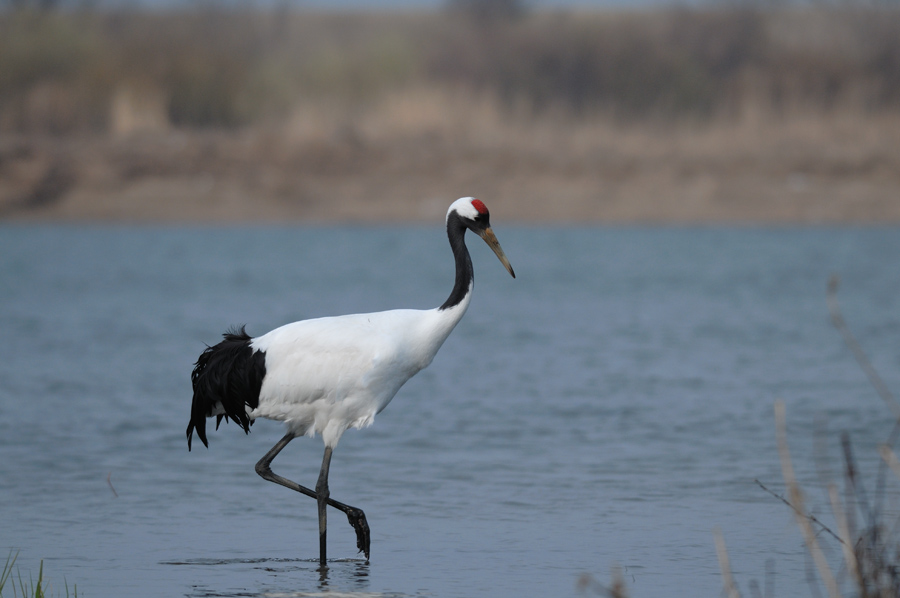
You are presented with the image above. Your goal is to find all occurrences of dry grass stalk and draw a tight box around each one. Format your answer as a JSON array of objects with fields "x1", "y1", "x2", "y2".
[
  {"x1": 826, "y1": 276, "x2": 900, "y2": 420},
  {"x1": 607, "y1": 566, "x2": 628, "y2": 598},
  {"x1": 827, "y1": 482, "x2": 863, "y2": 590},
  {"x1": 713, "y1": 527, "x2": 742, "y2": 598},
  {"x1": 826, "y1": 280, "x2": 900, "y2": 598},
  {"x1": 838, "y1": 435, "x2": 900, "y2": 598},
  {"x1": 774, "y1": 399, "x2": 841, "y2": 598},
  {"x1": 878, "y1": 445, "x2": 900, "y2": 482},
  {"x1": 754, "y1": 478, "x2": 844, "y2": 546},
  {"x1": 576, "y1": 566, "x2": 628, "y2": 598}
]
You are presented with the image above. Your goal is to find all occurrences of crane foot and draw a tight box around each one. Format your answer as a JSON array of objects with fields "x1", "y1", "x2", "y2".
[{"x1": 345, "y1": 507, "x2": 370, "y2": 560}]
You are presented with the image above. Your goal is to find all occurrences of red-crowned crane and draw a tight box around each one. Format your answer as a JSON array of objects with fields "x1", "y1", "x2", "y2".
[{"x1": 186, "y1": 197, "x2": 515, "y2": 567}]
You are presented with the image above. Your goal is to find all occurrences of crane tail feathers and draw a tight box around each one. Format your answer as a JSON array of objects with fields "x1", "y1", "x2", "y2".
[{"x1": 187, "y1": 325, "x2": 266, "y2": 451}]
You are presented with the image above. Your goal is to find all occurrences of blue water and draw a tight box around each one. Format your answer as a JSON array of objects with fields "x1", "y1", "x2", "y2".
[{"x1": 1, "y1": 225, "x2": 899, "y2": 598}]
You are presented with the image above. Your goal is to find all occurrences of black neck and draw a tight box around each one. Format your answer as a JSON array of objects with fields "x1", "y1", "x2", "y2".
[{"x1": 439, "y1": 212, "x2": 474, "y2": 311}]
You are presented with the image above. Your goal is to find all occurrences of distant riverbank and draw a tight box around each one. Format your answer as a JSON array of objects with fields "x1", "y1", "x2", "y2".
[
  {"x1": 3, "y1": 5, "x2": 900, "y2": 223},
  {"x1": 3, "y1": 105, "x2": 900, "y2": 224}
]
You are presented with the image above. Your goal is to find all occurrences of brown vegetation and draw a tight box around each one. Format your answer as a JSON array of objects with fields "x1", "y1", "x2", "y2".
[
  {"x1": 578, "y1": 279, "x2": 900, "y2": 598},
  {"x1": 1, "y1": 5, "x2": 899, "y2": 223}
]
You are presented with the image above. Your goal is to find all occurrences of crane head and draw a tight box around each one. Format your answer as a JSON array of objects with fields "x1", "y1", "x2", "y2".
[{"x1": 448, "y1": 197, "x2": 516, "y2": 279}]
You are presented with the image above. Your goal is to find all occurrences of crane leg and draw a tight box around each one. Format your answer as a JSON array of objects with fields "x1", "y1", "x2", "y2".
[
  {"x1": 254, "y1": 433, "x2": 371, "y2": 562},
  {"x1": 316, "y1": 446, "x2": 333, "y2": 567}
]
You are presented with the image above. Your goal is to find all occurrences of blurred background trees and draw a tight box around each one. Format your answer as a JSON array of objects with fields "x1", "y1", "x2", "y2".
[
  {"x1": 1, "y1": 0, "x2": 899, "y2": 134},
  {"x1": 2, "y1": 0, "x2": 899, "y2": 223}
]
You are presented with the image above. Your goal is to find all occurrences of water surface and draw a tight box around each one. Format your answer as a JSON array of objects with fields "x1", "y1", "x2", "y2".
[{"x1": 1, "y1": 226, "x2": 898, "y2": 597}]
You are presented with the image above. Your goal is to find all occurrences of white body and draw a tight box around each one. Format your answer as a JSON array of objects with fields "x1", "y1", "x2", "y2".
[{"x1": 249, "y1": 287, "x2": 471, "y2": 448}]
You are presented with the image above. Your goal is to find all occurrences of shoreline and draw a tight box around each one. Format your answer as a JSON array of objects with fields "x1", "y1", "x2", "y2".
[{"x1": 3, "y1": 111, "x2": 900, "y2": 225}]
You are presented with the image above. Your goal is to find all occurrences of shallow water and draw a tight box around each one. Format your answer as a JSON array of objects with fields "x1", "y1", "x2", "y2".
[{"x1": 1, "y1": 225, "x2": 899, "y2": 598}]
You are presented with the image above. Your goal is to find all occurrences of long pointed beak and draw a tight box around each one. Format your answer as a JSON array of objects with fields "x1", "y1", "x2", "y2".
[{"x1": 478, "y1": 227, "x2": 516, "y2": 278}]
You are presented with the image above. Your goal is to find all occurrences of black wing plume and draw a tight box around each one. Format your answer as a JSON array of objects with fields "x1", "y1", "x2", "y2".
[{"x1": 186, "y1": 325, "x2": 267, "y2": 450}]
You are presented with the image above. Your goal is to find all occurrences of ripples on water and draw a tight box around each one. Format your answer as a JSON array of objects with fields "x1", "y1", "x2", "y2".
[{"x1": 1, "y1": 226, "x2": 898, "y2": 598}]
